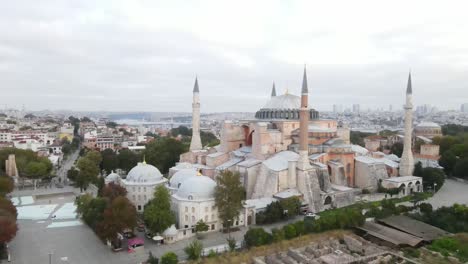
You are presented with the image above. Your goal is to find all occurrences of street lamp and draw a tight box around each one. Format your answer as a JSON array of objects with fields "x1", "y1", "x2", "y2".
[{"x1": 433, "y1": 183, "x2": 437, "y2": 193}]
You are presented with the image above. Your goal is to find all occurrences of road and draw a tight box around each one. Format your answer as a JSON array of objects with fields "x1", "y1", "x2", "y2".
[{"x1": 57, "y1": 150, "x2": 79, "y2": 185}]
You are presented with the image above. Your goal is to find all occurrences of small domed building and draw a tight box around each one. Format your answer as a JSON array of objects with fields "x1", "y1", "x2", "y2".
[
  {"x1": 121, "y1": 161, "x2": 168, "y2": 212},
  {"x1": 105, "y1": 170, "x2": 121, "y2": 185},
  {"x1": 414, "y1": 122, "x2": 442, "y2": 139},
  {"x1": 167, "y1": 168, "x2": 198, "y2": 194}
]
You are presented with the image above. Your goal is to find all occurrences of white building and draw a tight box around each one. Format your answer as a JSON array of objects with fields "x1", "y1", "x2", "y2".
[{"x1": 121, "y1": 162, "x2": 168, "y2": 212}]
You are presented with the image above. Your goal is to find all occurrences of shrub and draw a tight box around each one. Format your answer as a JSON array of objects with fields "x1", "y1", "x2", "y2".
[
  {"x1": 226, "y1": 237, "x2": 236, "y2": 252},
  {"x1": 271, "y1": 228, "x2": 285, "y2": 242},
  {"x1": 184, "y1": 240, "x2": 203, "y2": 261},
  {"x1": 403, "y1": 247, "x2": 420, "y2": 259},
  {"x1": 207, "y1": 249, "x2": 217, "y2": 258},
  {"x1": 283, "y1": 224, "x2": 297, "y2": 240},
  {"x1": 361, "y1": 189, "x2": 371, "y2": 194},
  {"x1": 419, "y1": 203, "x2": 433, "y2": 215},
  {"x1": 160, "y1": 252, "x2": 178, "y2": 264},
  {"x1": 293, "y1": 221, "x2": 305, "y2": 236},
  {"x1": 244, "y1": 227, "x2": 273, "y2": 248}
]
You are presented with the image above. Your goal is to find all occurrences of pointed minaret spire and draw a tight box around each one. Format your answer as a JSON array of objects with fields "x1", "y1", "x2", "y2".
[
  {"x1": 399, "y1": 72, "x2": 414, "y2": 176},
  {"x1": 301, "y1": 65, "x2": 308, "y2": 94},
  {"x1": 271, "y1": 82, "x2": 277, "y2": 97},
  {"x1": 406, "y1": 72, "x2": 412, "y2": 94},
  {"x1": 193, "y1": 76, "x2": 200, "y2": 93},
  {"x1": 190, "y1": 76, "x2": 202, "y2": 151},
  {"x1": 298, "y1": 66, "x2": 310, "y2": 169}
]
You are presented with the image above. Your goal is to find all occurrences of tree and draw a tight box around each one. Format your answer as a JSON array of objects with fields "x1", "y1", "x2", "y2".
[
  {"x1": 271, "y1": 228, "x2": 285, "y2": 242},
  {"x1": 453, "y1": 157, "x2": 468, "y2": 179},
  {"x1": 144, "y1": 138, "x2": 187, "y2": 173},
  {"x1": 391, "y1": 142, "x2": 404, "y2": 157},
  {"x1": 439, "y1": 150, "x2": 457, "y2": 175},
  {"x1": 214, "y1": 170, "x2": 245, "y2": 231},
  {"x1": 184, "y1": 240, "x2": 203, "y2": 261},
  {"x1": 0, "y1": 197, "x2": 17, "y2": 244},
  {"x1": 76, "y1": 195, "x2": 107, "y2": 229},
  {"x1": 85, "y1": 150, "x2": 102, "y2": 167},
  {"x1": 67, "y1": 166, "x2": 79, "y2": 182},
  {"x1": 106, "y1": 121, "x2": 118, "y2": 128},
  {"x1": 117, "y1": 149, "x2": 140, "y2": 173},
  {"x1": 279, "y1": 197, "x2": 301, "y2": 218},
  {"x1": 95, "y1": 196, "x2": 137, "y2": 243},
  {"x1": 101, "y1": 149, "x2": 119, "y2": 174},
  {"x1": 244, "y1": 227, "x2": 272, "y2": 248},
  {"x1": 0, "y1": 177, "x2": 14, "y2": 196},
  {"x1": 144, "y1": 185, "x2": 175, "y2": 234},
  {"x1": 195, "y1": 219, "x2": 209, "y2": 238},
  {"x1": 101, "y1": 182, "x2": 127, "y2": 202},
  {"x1": 413, "y1": 162, "x2": 423, "y2": 177},
  {"x1": 76, "y1": 157, "x2": 100, "y2": 191},
  {"x1": 420, "y1": 167, "x2": 445, "y2": 191},
  {"x1": 160, "y1": 252, "x2": 178, "y2": 264}
]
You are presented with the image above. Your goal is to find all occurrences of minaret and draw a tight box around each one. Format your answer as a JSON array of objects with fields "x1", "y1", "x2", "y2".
[
  {"x1": 189, "y1": 77, "x2": 203, "y2": 151},
  {"x1": 271, "y1": 82, "x2": 277, "y2": 97},
  {"x1": 399, "y1": 72, "x2": 414, "y2": 176},
  {"x1": 297, "y1": 66, "x2": 310, "y2": 169}
]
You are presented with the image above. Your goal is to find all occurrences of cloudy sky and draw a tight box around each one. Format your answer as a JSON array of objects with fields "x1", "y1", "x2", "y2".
[{"x1": 1, "y1": 0, "x2": 467, "y2": 113}]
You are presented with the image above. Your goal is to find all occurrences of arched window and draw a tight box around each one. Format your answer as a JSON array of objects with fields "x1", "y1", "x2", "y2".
[
  {"x1": 205, "y1": 215, "x2": 208, "y2": 222},
  {"x1": 192, "y1": 207, "x2": 195, "y2": 213},
  {"x1": 185, "y1": 215, "x2": 188, "y2": 221},
  {"x1": 191, "y1": 216, "x2": 195, "y2": 222}
]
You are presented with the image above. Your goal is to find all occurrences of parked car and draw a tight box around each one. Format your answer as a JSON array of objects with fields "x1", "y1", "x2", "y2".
[{"x1": 305, "y1": 212, "x2": 319, "y2": 219}]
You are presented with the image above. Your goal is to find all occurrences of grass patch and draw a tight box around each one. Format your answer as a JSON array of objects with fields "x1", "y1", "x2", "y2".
[
  {"x1": 188, "y1": 230, "x2": 351, "y2": 264},
  {"x1": 428, "y1": 233, "x2": 468, "y2": 262}
]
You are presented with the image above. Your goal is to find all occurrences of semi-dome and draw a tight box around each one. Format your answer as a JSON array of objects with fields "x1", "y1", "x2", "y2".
[
  {"x1": 175, "y1": 175, "x2": 216, "y2": 201},
  {"x1": 169, "y1": 168, "x2": 198, "y2": 188},
  {"x1": 126, "y1": 162, "x2": 163, "y2": 183},
  {"x1": 263, "y1": 94, "x2": 301, "y2": 109}
]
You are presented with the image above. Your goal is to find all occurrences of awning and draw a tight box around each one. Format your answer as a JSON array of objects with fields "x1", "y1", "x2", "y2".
[{"x1": 152, "y1": 236, "x2": 164, "y2": 241}]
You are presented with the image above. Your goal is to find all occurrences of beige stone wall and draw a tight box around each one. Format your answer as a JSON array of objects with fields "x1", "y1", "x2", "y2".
[
  {"x1": 420, "y1": 144, "x2": 439, "y2": 156},
  {"x1": 220, "y1": 121, "x2": 246, "y2": 152},
  {"x1": 337, "y1": 127, "x2": 351, "y2": 144},
  {"x1": 205, "y1": 152, "x2": 229, "y2": 168}
]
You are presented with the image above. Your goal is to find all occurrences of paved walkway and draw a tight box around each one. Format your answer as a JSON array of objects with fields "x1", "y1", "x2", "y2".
[{"x1": 426, "y1": 178, "x2": 468, "y2": 208}]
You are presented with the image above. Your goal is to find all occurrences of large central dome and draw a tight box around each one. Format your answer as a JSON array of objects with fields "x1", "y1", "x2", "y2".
[
  {"x1": 255, "y1": 92, "x2": 319, "y2": 120},
  {"x1": 263, "y1": 94, "x2": 301, "y2": 109}
]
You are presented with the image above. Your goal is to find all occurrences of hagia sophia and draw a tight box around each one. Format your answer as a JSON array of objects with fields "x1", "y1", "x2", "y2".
[{"x1": 106, "y1": 67, "x2": 423, "y2": 242}]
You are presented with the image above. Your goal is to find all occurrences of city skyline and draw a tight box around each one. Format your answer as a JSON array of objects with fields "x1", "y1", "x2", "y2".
[{"x1": 1, "y1": 1, "x2": 468, "y2": 112}]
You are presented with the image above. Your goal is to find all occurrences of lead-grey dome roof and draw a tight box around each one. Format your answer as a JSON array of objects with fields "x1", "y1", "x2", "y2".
[
  {"x1": 169, "y1": 168, "x2": 198, "y2": 188},
  {"x1": 175, "y1": 175, "x2": 216, "y2": 201},
  {"x1": 126, "y1": 162, "x2": 163, "y2": 183},
  {"x1": 263, "y1": 94, "x2": 301, "y2": 109}
]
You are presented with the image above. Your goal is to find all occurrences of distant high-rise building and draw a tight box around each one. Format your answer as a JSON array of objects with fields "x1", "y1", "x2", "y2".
[
  {"x1": 461, "y1": 103, "x2": 468, "y2": 113},
  {"x1": 352, "y1": 104, "x2": 360, "y2": 114},
  {"x1": 389, "y1": 104, "x2": 393, "y2": 112},
  {"x1": 333, "y1": 104, "x2": 338, "y2": 113}
]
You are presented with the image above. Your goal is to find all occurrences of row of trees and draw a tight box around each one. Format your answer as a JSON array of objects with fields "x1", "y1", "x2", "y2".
[
  {"x1": 76, "y1": 183, "x2": 137, "y2": 248},
  {"x1": 434, "y1": 125, "x2": 468, "y2": 179},
  {"x1": 255, "y1": 197, "x2": 302, "y2": 224},
  {"x1": 0, "y1": 148, "x2": 53, "y2": 187},
  {"x1": 244, "y1": 206, "x2": 365, "y2": 248},
  {"x1": 69, "y1": 150, "x2": 102, "y2": 191},
  {"x1": 413, "y1": 162, "x2": 445, "y2": 191},
  {"x1": 0, "y1": 175, "x2": 17, "y2": 258},
  {"x1": 411, "y1": 203, "x2": 468, "y2": 233},
  {"x1": 170, "y1": 126, "x2": 220, "y2": 148}
]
